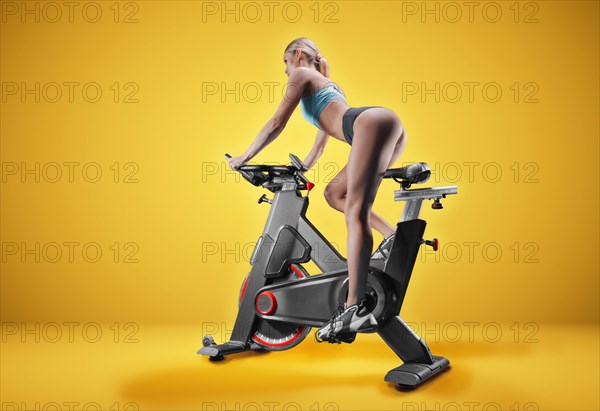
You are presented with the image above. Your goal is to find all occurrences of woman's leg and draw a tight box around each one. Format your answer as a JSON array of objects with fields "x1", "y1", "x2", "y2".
[
  {"x1": 324, "y1": 166, "x2": 396, "y2": 238},
  {"x1": 386, "y1": 127, "x2": 408, "y2": 175},
  {"x1": 345, "y1": 109, "x2": 404, "y2": 306}
]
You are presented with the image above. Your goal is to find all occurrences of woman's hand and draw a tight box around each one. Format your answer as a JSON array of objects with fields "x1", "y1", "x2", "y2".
[{"x1": 227, "y1": 155, "x2": 248, "y2": 170}]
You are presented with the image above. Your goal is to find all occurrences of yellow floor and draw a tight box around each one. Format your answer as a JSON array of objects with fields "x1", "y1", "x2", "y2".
[{"x1": 1, "y1": 323, "x2": 598, "y2": 411}]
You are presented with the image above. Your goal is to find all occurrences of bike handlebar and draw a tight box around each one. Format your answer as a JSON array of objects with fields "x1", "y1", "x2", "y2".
[
  {"x1": 224, "y1": 153, "x2": 267, "y2": 186},
  {"x1": 224, "y1": 153, "x2": 311, "y2": 190}
]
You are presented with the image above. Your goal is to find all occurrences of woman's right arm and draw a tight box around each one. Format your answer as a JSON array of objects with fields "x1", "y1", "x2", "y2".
[
  {"x1": 237, "y1": 69, "x2": 308, "y2": 165},
  {"x1": 303, "y1": 128, "x2": 330, "y2": 169}
]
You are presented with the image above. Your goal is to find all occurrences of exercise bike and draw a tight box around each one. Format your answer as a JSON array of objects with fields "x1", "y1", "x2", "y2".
[{"x1": 198, "y1": 152, "x2": 458, "y2": 389}]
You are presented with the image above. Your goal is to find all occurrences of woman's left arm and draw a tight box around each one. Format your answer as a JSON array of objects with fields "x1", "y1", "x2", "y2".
[
  {"x1": 229, "y1": 69, "x2": 306, "y2": 170},
  {"x1": 303, "y1": 129, "x2": 330, "y2": 170}
]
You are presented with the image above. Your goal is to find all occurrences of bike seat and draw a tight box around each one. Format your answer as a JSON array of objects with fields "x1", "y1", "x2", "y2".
[{"x1": 383, "y1": 162, "x2": 430, "y2": 185}]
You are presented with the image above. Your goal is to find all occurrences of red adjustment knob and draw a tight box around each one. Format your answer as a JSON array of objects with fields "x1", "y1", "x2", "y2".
[
  {"x1": 432, "y1": 198, "x2": 443, "y2": 209},
  {"x1": 306, "y1": 182, "x2": 315, "y2": 191},
  {"x1": 422, "y1": 238, "x2": 439, "y2": 251}
]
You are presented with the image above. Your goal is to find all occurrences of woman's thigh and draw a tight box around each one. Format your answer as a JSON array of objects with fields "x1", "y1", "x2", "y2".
[{"x1": 346, "y1": 109, "x2": 403, "y2": 216}]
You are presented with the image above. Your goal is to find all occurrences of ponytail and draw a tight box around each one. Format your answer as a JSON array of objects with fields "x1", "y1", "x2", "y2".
[{"x1": 315, "y1": 53, "x2": 330, "y2": 78}]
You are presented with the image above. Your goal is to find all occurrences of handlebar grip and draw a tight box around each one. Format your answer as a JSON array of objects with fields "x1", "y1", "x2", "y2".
[
  {"x1": 224, "y1": 153, "x2": 265, "y2": 186},
  {"x1": 289, "y1": 153, "x2": 308, "y2": 172}
]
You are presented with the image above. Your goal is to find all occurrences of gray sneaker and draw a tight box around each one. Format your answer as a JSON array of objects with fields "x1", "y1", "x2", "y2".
[
  {"x1": 315, "y1": 299, "x2": 378, "y2": 343},
  {"x1": 371, "y1": 234, "x2": 395, "y2": 260}
]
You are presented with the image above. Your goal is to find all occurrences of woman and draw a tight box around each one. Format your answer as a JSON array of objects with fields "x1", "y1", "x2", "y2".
[{"x1": 227, "y1": 37, "x2": 407, "y2": 343}]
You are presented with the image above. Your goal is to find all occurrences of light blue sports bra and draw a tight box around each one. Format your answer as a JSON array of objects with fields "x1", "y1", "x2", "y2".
[{"x1": 299, "y1": 80, "x2": 346, "y2": 129}]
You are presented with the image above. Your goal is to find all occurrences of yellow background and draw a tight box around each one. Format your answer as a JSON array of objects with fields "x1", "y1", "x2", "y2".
[{"x1": 1, "y1": 1, "x2": 598, "y2": 410}]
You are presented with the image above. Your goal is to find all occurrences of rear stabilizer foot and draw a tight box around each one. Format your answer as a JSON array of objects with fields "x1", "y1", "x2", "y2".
[{"x1": 384, "y1": 355, "x2": 450, "y2": 389}]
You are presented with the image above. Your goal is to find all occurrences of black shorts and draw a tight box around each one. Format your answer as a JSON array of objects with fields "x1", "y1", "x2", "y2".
[{"x1": 342, "y1": 106, "x2": 382, "y2": 145}]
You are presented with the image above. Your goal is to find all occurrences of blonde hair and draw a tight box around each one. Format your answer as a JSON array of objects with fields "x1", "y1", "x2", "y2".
[{"x1": 284, "y1": 37, "x2": 330, "y2": 78}]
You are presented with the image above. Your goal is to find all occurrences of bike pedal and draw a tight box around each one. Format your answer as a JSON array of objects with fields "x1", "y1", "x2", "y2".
[
  {"x1": 325, "y1": 331, "x2": 356, "y2": 345},
  {"x1": 338, "y1": 333, "x2": 357, "y2": 344}
]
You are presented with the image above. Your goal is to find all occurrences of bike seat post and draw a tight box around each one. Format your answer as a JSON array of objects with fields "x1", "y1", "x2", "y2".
[{"x1": 400, "y1": 197, "x2": 423, "y2": 222}]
